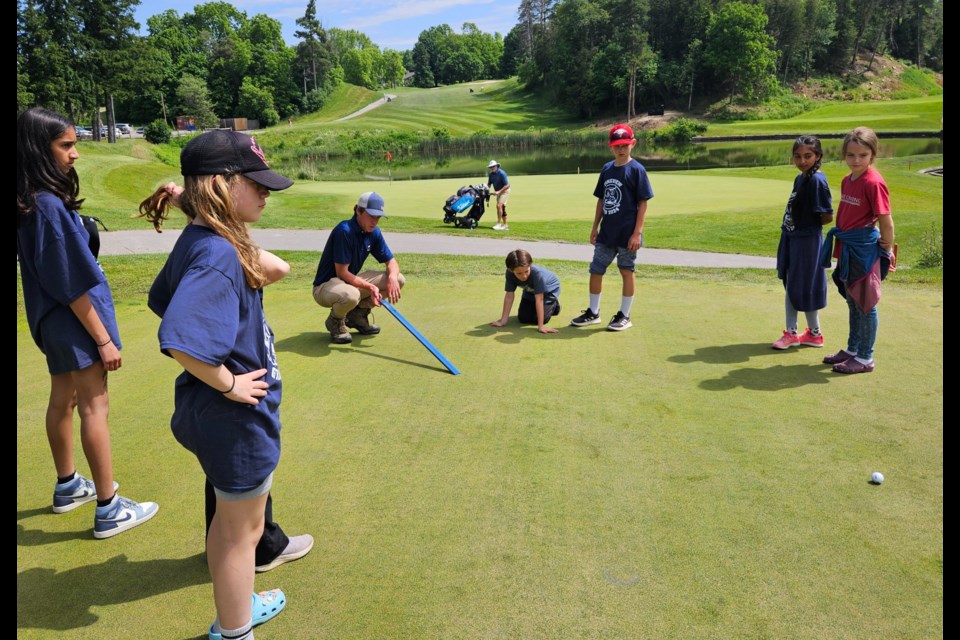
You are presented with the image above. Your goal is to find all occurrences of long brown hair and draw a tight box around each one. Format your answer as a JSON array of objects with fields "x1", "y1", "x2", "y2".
[
  {"x1": 17, "y1": 107, "x2": 84, "y2": 221},
  {"x1": 138, "y1": 175, "x2": 265, "y2": 288}
]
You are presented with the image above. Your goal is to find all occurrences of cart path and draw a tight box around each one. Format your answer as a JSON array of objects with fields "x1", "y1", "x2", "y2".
[
  {"x1": 99, "y1": 229, "x2": 776, "y2": 269},
  {"x1": 335, "y1": 94, "x2": 397, "y2": 121}
]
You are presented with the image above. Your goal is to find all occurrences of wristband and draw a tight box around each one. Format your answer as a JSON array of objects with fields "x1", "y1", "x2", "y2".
[
  {"x1": 221, "y1": 373, "x2": 236, "y2": 395},
  {"x1": 96, "y1": 338, "x2": 112, "y2": 347}
]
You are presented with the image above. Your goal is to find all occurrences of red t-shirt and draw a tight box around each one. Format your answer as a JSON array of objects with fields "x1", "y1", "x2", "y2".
[{"x1": 836, "y1": 166, "x2": 891, "y2": 231}]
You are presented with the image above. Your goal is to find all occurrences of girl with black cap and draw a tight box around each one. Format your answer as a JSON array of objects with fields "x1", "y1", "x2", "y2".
[{"x1": 140, "y1": 129, "x2": 294, "y2": 640}]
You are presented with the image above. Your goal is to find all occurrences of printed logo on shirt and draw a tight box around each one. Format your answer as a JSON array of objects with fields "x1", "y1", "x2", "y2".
[
  {"x1": 602, "y1": 179, "x2": 624, "y2": 216},
  {"x1": 262, "y1": 318, "x2": 281, "y2": 382},
  {"x1": 840, "y1": 194, "x2": 862, "y2": 207},
  {"x1": 782, "y1": 191, "x2": 796, "y2": 231}
]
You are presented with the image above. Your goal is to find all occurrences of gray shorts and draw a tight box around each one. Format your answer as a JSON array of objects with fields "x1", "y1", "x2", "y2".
[
  {"x1": 213, "y1": 471, "x2": 273, "y2": 501},
  {"x1": 589, "y1": 240, "x2": 641, "y2": 275}
]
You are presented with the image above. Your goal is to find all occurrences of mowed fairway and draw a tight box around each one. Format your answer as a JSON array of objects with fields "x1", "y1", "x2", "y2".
[{"x1": 17, "y1": 254, "x2": 942, "y2": 640}]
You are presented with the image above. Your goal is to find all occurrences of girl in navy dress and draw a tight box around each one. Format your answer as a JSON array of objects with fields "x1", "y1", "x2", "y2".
[
  {"x1": 772, "y1": 135, "x2": 834, "y2": 350},
  {"x1": 17, "y1": 107, "x2": 158, "y2": 538}
]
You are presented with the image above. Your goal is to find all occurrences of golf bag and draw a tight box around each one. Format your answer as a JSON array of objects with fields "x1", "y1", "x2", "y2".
[{"x1": 442, "y1": 184, "x2": 490, "y2": 229}]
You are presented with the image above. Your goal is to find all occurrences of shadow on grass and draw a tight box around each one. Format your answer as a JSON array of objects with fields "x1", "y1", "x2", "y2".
[
  {"x1": 668, "y1": 342, "x2": 810, "y2": 364},
  {"x1": 17, "y1": 552, "x2": 207, "y2": 631},
  {"x1": 700, "y1": 363, "x2": 833, "y2": 391},
  {"x1": 669, "y1": 342, "x2": 835, "y2": 391},
  {"x1": 466, "y1": 322, "x2": 606, "y2": 344},
  {"x1": 276, "y1": 331, "x2": 451, "y2": 374}
]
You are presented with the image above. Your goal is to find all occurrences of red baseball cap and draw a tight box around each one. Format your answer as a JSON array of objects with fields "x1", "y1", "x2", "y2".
[{"x1": 608, "y1": 124, "x2": 635, "y2": 147}]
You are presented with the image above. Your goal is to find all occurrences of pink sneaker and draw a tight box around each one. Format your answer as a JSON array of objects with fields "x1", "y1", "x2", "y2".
[
  {"x1": 772, "y1": 330, "x2": 800, "y2": 350},
  {"x1": 797, "y1": 328, "x2": 824, "y2": 348}
]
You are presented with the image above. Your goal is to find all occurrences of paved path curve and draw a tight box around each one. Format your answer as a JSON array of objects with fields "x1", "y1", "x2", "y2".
[
  {"x1": 335, "y1": 94, "x2": 397, "y2": 121},
  {"x1": 99, "y1": 229, "x2": 776, "y2": 269}
]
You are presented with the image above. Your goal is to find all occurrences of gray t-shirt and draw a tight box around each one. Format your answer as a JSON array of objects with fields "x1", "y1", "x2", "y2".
[{"x1": 504, "y1": 265, "x2": 560, "y2": 305}]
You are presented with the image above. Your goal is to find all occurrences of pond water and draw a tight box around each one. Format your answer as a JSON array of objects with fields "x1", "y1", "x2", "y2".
[{"x1": 320, "y1": 137, "x2": 942, "y2": 182}]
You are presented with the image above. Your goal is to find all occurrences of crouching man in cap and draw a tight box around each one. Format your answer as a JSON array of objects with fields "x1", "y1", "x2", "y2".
[{"x1": 312, "y1": 192, "x2": 404, "y2": 344}]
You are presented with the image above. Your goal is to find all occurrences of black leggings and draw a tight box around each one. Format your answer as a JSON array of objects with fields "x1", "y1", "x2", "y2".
[{"x1": 518, "y1": 297, "x2": 560, "y2": 325}]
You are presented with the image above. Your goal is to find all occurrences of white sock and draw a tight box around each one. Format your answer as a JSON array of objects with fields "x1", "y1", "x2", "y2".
[
  {"x1": 589, "y1": 294, "x2": 601, "y2": 314},
  {"x1": 620, "y1": 296, "x2": 634, "y2": 317},
  {"x1": 218, "y1": 619, "x2": 253, "y2": 640}
]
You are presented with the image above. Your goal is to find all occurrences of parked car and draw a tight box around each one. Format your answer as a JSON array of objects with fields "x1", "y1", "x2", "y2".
[
  {"x1": 116, "y1": 123, "x2": 131, "y2": 134},
  {"x1": 75, "y1": 126, "x2": 93, "y2": 140}
]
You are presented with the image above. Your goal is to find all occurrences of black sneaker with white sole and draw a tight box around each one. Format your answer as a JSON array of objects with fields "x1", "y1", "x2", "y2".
[
  {"x1": 570, "y1": 309, "x2": 601, "y2": 326},
  {"x1": 607, "y1": 311, "x2": 632, "y2": 331}
]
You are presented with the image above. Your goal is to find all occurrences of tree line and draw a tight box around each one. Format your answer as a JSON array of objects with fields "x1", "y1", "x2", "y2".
[
  {"x1": 508, "y1": 0, "x2": 942, "y2": 118},
  {"x1": 17, "y1": 0, "x2": 942, "y2": 135},
  {"x1": 16, "y1": 0, "x2": 408, "y2": 133}
]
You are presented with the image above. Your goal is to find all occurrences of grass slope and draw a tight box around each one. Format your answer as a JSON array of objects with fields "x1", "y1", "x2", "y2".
[
  {"x1": 17, "y1": 253, "x2": 943, "y2": 640},
  {"x1": 703, "y1": 95, "x2": 943, "y2": 137}
]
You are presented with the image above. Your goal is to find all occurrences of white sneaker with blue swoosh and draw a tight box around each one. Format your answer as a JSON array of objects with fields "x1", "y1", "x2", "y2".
[{"x1": 94, "y1": 494, "x2": 159, "y2": 539}]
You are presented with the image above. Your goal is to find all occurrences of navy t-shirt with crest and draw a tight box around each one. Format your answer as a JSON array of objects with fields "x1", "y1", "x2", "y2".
[{"x1": 592, "y1": 158, "x2": 654, "y2": 247}]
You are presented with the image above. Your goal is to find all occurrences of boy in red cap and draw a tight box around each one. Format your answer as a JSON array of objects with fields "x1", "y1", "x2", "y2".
[{"x1": 570, "y1": 124, "x2": 654, "y2": 331}]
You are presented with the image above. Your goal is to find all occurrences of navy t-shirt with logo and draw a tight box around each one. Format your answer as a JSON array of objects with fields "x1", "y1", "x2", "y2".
[
  {"x1": 593, "y1": 158, "x2": 654, "y2": 247},
  {"x1": 148, "y1": 224, "x2": 282, "y2": 494}
]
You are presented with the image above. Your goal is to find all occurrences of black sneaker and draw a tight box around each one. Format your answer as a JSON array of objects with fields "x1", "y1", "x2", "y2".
[
  {"x1": 607, "y1": 311, "x2": 632, "y2": 331},
  {"x1": 570, "y1": 309, "x2": 601, "y2": 326}
]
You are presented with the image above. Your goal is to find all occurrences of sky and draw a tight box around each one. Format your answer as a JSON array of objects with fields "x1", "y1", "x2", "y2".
[{"x1": 134, "y1": 0, "x2": 521, "y2": 52}]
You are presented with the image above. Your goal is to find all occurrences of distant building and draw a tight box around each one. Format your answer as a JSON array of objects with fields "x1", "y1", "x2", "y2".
[
  {"x1": 220, "y1": 117, "x2": 260, "y2": 131},
  {"x1": 176, "y1": 116, "x2": 197, "y2": 131}
]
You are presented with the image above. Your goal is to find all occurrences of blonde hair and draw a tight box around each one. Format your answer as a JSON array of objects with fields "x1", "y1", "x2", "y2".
[
  {"x1": 841, "y1": 126, "x2": 879, "y2": 161},
  {"x1": 138, "y1": 175, "x2": 265, "y2": 288}
]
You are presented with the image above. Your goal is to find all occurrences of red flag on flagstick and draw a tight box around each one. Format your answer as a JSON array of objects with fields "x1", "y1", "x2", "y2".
[{"x1": 386, "y1": 151, "x2": 393, "y2": 162}]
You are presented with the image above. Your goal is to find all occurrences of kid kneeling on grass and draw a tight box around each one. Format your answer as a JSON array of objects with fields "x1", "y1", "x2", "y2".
[
  {"x1": 490, "y1": 249, "x2": 561, "y2": 334},
  {"x1": 570, "y1": 123, "x2": 653, "y2": 332}
]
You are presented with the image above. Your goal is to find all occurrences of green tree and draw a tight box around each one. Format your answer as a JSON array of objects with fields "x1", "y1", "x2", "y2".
[
  {"x1": 703, "y1": 1, "x2": 778, "y2": 102},
  {"x1": 243, "y1": 14, "x2": 299, "y2": 118},
  {"x1": 441, "y1": 48, "x2": 484, "y2": 84},
  {"x1": 764, "y1": 0, "x2": 806, "y2": 83},
  {"x1": 647, "y1": 0, "x2": 711, "y2": 64},
  {"x1": 342, "y1": 48, "x2": 376, "y2": 89},
  {"x1": 500, "y1": 25, "x2": 526, "y2": 77},
  {"x1": 548, "y1": 0, "x2": 610, "y2": 117},
  {"x1": 797, "y1": 0, "x2": 837, "y2": 80},
  {"x1": 380, "y1": 50, "x2": 406, "y2": 87},
  {"x1": 605, "y1": 0, "x2": 652, "y2": 120},
  {"x1": 144, "y1": 118, "x2": 172, "y2": 144},
  {"x1": 411, "y1": 24, "x2": 453, "y2": 87},
  {"x1": 181, "y1": 2, "x2": 250, "y2": 116},
  {"x1": 175, "y1": 73, "x2": 219, "y2": 128},
  {"x1": 294, "y1": 0, "x2": 334, "y2": 94},
  {"x1": 18, "y1": 0, "x2": 94, "y2": 122},
  {"x1": 238, "y1": 78, "x2": 279, "y2": 126}
]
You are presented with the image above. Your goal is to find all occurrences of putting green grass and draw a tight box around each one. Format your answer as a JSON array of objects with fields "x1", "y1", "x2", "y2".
[{"x1": 17, "y1": 254, "x2": 942, "y2": 640}]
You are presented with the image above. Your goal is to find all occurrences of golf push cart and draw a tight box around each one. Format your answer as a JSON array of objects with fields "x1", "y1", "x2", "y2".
[{"x1": 442, "y1": 184, "x2": 491, "y2": 229}]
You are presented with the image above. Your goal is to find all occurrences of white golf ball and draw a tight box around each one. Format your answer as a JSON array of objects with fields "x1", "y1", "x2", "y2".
[{"x1": 871, "y1": 471, "x2": 885, "y2": 484}]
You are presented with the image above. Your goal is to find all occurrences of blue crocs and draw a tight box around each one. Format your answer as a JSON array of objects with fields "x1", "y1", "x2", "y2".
[{"x1": 208, "y1": 589, "x2": 287, "y2": 640}]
